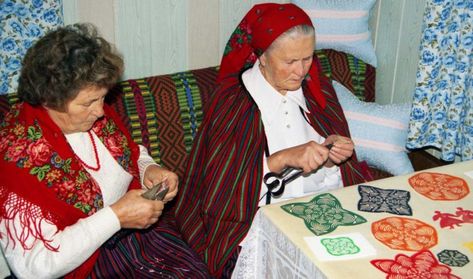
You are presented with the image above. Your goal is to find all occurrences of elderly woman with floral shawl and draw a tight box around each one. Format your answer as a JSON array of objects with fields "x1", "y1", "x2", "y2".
[
  {"x1": 174, "y1": 3, "x2": 373, "y2": 278},
  {"x1": 0, "y1": 24, "x2": 209, "y2": 278}
]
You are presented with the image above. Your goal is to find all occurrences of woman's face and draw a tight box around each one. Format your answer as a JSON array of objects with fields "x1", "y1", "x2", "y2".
[
  {"x1": 46, "y1": 86, "x2": 107, "y2": 134},
  {"x1": 259, "y1": 34, "x2": 315, "y2": 95}
]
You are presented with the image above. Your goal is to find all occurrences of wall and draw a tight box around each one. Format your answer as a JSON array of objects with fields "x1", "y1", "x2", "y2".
[
  {"x1": 370, "y1": 0, "x2": 426, "y2": 104},
  {"x1": 63, "y1": 0, "x2": 288, "y2": 80},
  {"x1": 63, "y1": 0, "x2": 426, "y2": 105}
]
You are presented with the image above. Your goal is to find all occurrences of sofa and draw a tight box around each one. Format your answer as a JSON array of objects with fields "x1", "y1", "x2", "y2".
[
  {"x1": 0, "y1": 48, "x2": 446, "y2": 191},
  {"x1": 0, "y1": 49, "x2": 446, "y2": 277}
]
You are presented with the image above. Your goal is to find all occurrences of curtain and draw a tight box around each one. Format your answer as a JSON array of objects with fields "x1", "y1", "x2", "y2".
[
  {"x1": 407, "y1": 0, "x2": 473, "y2": 161},
  {"x1": 0, "y1": 0, "x2": 63, "y2": 95}
]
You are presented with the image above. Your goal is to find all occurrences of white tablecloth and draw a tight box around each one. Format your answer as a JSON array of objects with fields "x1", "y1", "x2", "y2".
[{"x1": 233, "y1": 161, "x2": 473, "y2": 278}]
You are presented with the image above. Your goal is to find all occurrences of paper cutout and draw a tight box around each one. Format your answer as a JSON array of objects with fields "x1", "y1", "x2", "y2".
[
  {"x1": 408, "y1": 172, "x2": 469, "y2": 200},
  {"x1": 371, "y1": 217, "x2": 438, "y2": 251},
  {"x1": 371, "y1": 250, "x2": 461, "y2": 279},
  {"x1": 321, "y1": 237, "x2": 360, "y2": 256},
  {"x1": 433, "y1": 207, "x2": 473, "y2": 229},
  {"x1": 437, "y1": 250, "x2": 470, "y2": 267},
  {"x1": 456, "y1": 207, "x2": 473, "y2": 223},
  {"x1": 281, "y1": 193, "x2": 367, "y2": 236},
  {"x1": 305, "y1": 233, "x2": 376, "y2": 261},
  {"x1": 357, "y1": 185, "x2": 412, "y2": 215}
]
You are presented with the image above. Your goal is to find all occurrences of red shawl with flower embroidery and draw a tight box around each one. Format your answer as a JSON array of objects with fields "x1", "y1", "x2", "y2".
[{"x1": 0, "y1": 102, "x2": 141, "y2": 278}]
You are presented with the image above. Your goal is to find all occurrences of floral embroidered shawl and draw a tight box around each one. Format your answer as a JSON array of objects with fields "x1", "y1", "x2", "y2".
[{"x1": 0, "y1": 102, "x2": 141, "y2": 278}]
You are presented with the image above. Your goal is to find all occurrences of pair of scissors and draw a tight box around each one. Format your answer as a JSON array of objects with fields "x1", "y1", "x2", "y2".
[
  {"x1": 263, "y1": 143, "x2": 333, "y2": 204},
  {"x1": 263, "y1": 167, "x2": 304, "y2": 204},
  {"x1": 142, "y1": 182, "x2": 169, "y2": 201}
]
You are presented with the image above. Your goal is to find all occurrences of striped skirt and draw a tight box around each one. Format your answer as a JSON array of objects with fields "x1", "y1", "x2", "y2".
[{"x1": 89, "y1": 212, "x2": 211, "y2": 278}]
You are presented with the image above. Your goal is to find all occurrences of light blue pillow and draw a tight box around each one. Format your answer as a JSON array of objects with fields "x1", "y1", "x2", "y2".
[
  {"x1": 332, "y1": 81, "x2": 414, "y2": 176},
  {"x1": 293, "y1": 0, "x2": 377, "y2": 67}
]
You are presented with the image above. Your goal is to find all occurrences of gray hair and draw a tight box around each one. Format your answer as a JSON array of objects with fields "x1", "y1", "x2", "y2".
[{"x1": 265, "y1": 24, "x2": 315, "y2": 54}]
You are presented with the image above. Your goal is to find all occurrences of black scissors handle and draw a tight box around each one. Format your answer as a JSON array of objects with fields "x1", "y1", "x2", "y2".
[
  {"x1": 263, "y1": 143, "x2": 334, "y2": 204},
  {"x1": 263, "y1": 167, "x2": 304, "y2": 204}
]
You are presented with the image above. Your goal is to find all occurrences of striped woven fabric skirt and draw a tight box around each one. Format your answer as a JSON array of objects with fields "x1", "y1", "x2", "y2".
[{"x1": 89, "y1": 212, "x2": 210, "y2": 278}]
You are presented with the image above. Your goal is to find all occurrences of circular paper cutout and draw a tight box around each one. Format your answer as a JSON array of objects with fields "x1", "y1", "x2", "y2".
[
  {"x1": 408, "y1": 172, "x2": 469, "y2": 200},
  {"x1": 372, "y1": 217, "x2": 438, "y2": 251}
]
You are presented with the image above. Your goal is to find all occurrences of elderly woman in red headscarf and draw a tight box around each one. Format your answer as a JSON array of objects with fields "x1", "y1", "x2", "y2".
[{"x1": 174, "y1": 3, "x2": 372, "y2": 277}]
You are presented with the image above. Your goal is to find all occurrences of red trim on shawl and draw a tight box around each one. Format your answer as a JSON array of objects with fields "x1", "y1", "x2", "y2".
[{"x1": 0, "y1": 103, "x2": 141, "y2": 277}]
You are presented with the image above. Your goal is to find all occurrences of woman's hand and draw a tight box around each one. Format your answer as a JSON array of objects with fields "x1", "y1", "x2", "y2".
[
  {"x1": 110, "y1": 189, "x2": 164, "y2": 229},
  {"x1": 143, "y1": 165, "x2": 179, "y2": 203},
  {"x1": 323, "y1": 135, "x2": 354, "y2": 166},
  {"x1": 267, "y1": 141, "x2": 330, "y2": 173}
]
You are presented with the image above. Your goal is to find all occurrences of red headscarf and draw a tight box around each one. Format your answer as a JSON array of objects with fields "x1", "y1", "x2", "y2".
[{"x1": 217, "y1": 3, "x2": 326, "y2": 108}]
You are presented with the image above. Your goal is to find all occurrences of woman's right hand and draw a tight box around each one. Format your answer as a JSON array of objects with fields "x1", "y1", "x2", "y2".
[
  {"x1": 110, "y1": 189, "x2": 164, "y2": 229},
  {"x1": 267, "y1": 141, "x2": 330, "y2": 173}
]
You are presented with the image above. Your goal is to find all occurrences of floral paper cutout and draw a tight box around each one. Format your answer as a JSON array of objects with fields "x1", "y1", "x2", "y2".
[
  {"x1": 281, "y1": 193, "x2": 367, "y2": 236},
  {"x1": 358, "y1": 185, "x2": 412, "y2": 215},
  {"x1": 371, "y1": 250, "x2": 461, "y2": 278},
  {"x1": 437, "y1": 250, "x2": 470, "y2": 267},
  {"x1": 371, "y1": 217, "x2": 438, "y2": 251},
  {"x1": 320, "y1": 237, "x2": 360, "y2": 256},
  {"x1": 409, "y1": 172, "x2": 469, "y2": 200}
]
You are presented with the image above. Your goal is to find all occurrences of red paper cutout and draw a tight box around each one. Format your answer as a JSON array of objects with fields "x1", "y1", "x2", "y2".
[
  {"x1": 371, "y1": 250, "x2": 461, "y2": 278},
  {"x1": 433, "y1": 211, "x2": 464, "y2": 229},
  {"x1": 433, "y1": 207, "x2": 473, "y2": 229},
  {"x1": 372, "y1": 217, "x2": 438, "y2": 251},
  {"x1": 408, "y1": 172, "x2": 469, "y2": 200},
  {"x1": 456, "y1": 207, "x2": 473, "y2": 223}
]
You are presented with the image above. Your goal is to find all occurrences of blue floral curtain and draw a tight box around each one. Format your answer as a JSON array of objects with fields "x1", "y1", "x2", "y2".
[
  {"x1": 0, "y1": 0, "x2": 63, "y2": 95},
  {"x1": 407, "y1": 0, "x2": 473, "y2": 161}
]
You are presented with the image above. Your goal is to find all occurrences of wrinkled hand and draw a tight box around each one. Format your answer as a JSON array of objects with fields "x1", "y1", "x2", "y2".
[
  {"x1": 323, "y1": 135, "x2": 354, "y2": 166},
  {"x1": 267, "y1": 141, "x2": 330, "y2": 173},
  {"x1": 143, "y1": 165, "x2": 179, "y2": 203},
  {"x1": 110, "y1": 189, "x2": 164, "y2": 229}
]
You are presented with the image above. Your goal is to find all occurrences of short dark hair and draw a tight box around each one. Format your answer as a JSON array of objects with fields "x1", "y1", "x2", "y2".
[{"x1": 17, "y1": 23, "x2": 124, "y2": 110}]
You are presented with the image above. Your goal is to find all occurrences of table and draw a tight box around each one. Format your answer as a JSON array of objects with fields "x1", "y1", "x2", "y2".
[{"x1": 233, "y1": 161, "x2": 473, "y2": 278}]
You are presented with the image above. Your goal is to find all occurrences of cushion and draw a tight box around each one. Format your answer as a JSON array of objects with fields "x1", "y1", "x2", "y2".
[
  {"x1": 294, "y1": 0, "x2": 377, "y2": 67},
  {"x1": 316, "y1": 49, "x2": 375, "y2": 102},
  {"x1": 332, "y1": 80, "x2": 414, "y2": 176}
]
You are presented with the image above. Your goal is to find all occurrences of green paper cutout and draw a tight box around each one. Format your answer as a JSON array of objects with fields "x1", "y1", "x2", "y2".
[
  {"x1": 281, "y1": 193, "x2": 367, "y2": 235},
  {"x1": 321, "y1": 237, "x2": 361, "y2": 256}
]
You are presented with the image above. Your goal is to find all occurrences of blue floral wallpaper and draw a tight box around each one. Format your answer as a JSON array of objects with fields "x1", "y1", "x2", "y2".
[{"x1": 0, "y1": 0, "x2": 63, "y2": 95}]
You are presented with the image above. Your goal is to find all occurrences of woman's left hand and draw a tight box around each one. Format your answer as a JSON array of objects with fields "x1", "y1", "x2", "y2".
[
  {"x1": 143, "y1": 165, "x2": 179, "y2": 203},
  {"x1": 323, "y1": 135, "x2": 354, "y2": 166}
]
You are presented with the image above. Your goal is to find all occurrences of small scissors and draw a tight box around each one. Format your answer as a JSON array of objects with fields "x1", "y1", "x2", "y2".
[
  {"x1": 263, "y1": 143, "x2": 333, "y2": 204},
  {"x1": 142, "y1": 182, "x2": 169, "y2": 201}
]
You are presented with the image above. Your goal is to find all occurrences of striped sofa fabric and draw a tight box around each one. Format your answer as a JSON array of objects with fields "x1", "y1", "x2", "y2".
[{"x1": 0, "y1": 49, "x2": 376, "y2": 180}]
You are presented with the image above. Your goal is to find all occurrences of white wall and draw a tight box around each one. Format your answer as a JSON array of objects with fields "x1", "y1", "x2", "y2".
[
  {"x1": 63, "y1": 0, "x2": 426, "y2": 104},
  {"x1": 370, "y1": 0, "x2": 426, "y2": 104},
  {"x1": 63, "y1": 0, "x2": 288, "y2": 80}
]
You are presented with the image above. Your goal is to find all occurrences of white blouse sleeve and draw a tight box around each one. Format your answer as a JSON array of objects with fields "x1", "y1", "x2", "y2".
[
  {"x1": 137, "y1": 145, "x2": 160, "y2": 188},
  {"x1": 0, "y1": 195, "x2": 120, "y2": 279}
]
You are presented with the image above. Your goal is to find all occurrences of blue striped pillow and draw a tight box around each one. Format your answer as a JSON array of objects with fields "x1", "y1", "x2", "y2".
[
  {"x1": 293, "y1": 0, "x2": 377, "y2": 67},
  {"x1": 333, "y1": 81, "x2": 414, "y2": 176}
]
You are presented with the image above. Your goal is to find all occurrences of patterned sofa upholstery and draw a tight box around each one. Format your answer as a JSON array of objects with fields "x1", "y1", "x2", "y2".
[
  {"x1": 0, "y1": 49, "x2": 380, "y2": 183},
  {"x1": 106, "y1": 49, "x2": 378, "y2": 180}
]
